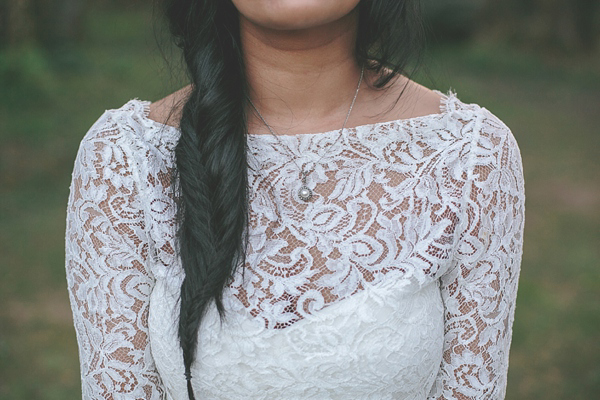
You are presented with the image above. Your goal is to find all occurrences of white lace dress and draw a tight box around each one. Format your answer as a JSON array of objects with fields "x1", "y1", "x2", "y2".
[{"x1": 65, "y1": 92, "x2": 525, "y2": 400}]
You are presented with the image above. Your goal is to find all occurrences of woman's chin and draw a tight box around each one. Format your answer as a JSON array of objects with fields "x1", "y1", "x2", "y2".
[{"x1": 232, "y1": 0, "x2": 360, "y2": 31}]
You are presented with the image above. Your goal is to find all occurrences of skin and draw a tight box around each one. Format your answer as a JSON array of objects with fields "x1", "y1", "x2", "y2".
[{"x1": 149, "y1": 0, "x2": 443, "y2": 135}]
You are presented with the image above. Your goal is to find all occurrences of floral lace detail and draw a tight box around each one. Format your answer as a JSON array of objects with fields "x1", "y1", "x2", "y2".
[
  {"x1": 65, "y1": 92, "x2": 525, "y2": 399},
  {"x1": 233, "y1": 98, "x2": 467, "y2": 330},
  {"x1": 65, "y1": 107, "x2": 168, "y2": 399}
]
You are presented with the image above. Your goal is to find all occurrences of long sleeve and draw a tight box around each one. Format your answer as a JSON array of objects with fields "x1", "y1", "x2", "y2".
[
  {"x1": 429, "y1": 110, "x2": 525, "y2": 399},
  {"x1": 65, "y1": 115, "x2": 165, "y2": 399}
]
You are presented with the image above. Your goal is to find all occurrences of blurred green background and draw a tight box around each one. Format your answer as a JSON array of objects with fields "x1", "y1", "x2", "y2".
[{"x1": 1, "y1": 1, "x2": 599, "y2": 399}]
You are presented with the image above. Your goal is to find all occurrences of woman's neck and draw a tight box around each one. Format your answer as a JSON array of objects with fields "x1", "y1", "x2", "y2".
[
  {"x1": 148, "y1": 9, "x2": 444, "y2": 133},
  {"x1": 241, "y1": 10, "x2": 365, "y2": 134}
]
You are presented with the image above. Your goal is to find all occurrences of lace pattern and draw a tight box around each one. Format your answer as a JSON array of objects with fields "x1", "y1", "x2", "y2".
[{"x1": 65, "y1": 92, "x2": 525, "y2": 399}]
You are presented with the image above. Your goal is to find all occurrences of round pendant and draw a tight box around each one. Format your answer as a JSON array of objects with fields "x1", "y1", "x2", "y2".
[{"x1": 298, "y1": 185, "x2": 313, "y2": 202}]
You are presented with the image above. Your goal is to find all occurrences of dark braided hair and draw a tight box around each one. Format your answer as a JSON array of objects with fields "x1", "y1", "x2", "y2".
[{"x1": 160, "y1": 1, "x2": 423, "y2": 399}]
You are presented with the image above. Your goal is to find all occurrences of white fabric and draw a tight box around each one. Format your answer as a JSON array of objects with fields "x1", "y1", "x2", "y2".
[{"x1": 65, "y1": 92, "x2": 525, "y2": 399}]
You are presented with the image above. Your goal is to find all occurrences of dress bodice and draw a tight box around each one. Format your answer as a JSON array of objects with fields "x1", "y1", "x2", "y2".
[{"x1": 65, "y1": 92, "x2": 525, "y2": 399}]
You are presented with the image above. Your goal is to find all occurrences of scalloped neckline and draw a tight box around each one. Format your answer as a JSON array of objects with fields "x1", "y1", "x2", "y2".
[{"x1": 132, "y1": 90, "x2": 456, "y2": 140}]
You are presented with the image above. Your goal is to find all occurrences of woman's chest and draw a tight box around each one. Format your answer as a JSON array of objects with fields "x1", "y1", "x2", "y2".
[
  {"x1": 149, "y1": 126, "x2": 467, "y2": 327},
  {"x1": 232, "y1": 148, "x2": 463, "y2": 328}
]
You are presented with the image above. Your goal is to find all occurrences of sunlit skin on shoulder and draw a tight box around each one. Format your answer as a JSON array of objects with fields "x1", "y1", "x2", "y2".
[{"x1": 149, "y1": 0, "x2": 442, "y2": 133}]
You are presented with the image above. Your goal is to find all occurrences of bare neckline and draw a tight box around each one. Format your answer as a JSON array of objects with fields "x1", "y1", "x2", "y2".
[{"x1": 135, "y1": 90, "x2": 454, "y2": 139}]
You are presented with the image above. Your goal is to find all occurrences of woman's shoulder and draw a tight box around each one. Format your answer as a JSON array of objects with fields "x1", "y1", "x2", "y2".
[
  {"x1": 400, "y1": 88, "x2": 522, "y2": 185},
  {"x1": 422, "y1": 89, "x2": 516, "y2": 154},
  {"x1": 71, "y1": 98, "x2": 182, "y2": 203},
  {"x1": 440, "y1": 92, "x2": 523, "y2": 183},
  {"x1": 446, "y1": 91, "x2": 507, "y2": 123},
  {"x1": 146, "y1": 86, "x2": 190, "y2": 130},
  {"x1": 80, "y1": 98, "x2": 180, "y2": 163},
  {"x1": 383, "y1": 77, "x2": 512, "y2": 141}
]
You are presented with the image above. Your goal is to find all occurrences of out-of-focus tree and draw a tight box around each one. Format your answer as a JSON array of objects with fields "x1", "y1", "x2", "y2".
[
  {"x1": 422, "y1": 0, "x2": 600, "y2": 54},
  {"x1": 0, "y1": 0, "x2": 88, "y2": 49},
  {"x1": 0, "y1": 0, "x2": 33, "y2": 46},
  {"x1": 34, "y1": 0, "x2": 88, "y2": 48},
  {"x1": 481, "y1": 0, "x2": 600, "y2": 53},
  {"x1": 1, "y1": 0, "x2": 89, "y2": 99},
  {"x1": 421, "y1": 0, "x2": 487, "y2": 42}
]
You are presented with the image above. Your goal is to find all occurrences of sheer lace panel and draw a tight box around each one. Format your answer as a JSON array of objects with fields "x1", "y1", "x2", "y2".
[
  {"x1": 66, "y1": 94, "x2": 524, "y2": 399},
  {"x1": 231, "y1": 112, "x2": 468, "y2": 329},
  {"x1": 428, "y1": 109, "x2": 525, "y2": 399},
  {"x1": 65, "y1": 112, "x2": 165, "y2": 399}
]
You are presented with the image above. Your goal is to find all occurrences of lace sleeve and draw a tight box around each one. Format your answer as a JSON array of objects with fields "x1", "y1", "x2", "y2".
[
  {"x1": 428, "y1": 110, "x2": 525, "y2": 399},
  {"x1": 65, "y1": 115, "x2": 165, "y2": 399}
]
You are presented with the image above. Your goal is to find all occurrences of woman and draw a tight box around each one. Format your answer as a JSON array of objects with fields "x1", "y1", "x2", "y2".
[{"x1": 65, "y1": 0, "x2": 525, "y2": 399}]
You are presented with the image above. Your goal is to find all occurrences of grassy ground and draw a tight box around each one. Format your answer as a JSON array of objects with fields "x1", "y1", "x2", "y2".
[{"x1": 1, "y1": 5, "x2": 598, "y2": 399}]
